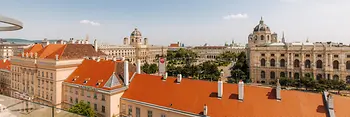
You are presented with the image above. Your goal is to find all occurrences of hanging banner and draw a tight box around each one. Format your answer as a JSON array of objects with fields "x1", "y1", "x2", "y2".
[{"x1": 158, "y1": 57, "x2": 166, "y2": 75}]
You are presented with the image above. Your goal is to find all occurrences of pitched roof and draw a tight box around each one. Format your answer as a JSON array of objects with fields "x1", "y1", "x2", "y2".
[
  {"x1": 0, "y1": 59, "x2": 10, "y2": 71},
  {"x1": 64, "y1": 59, "x2": 137, "y2": 90},
  {"x1": 122, "y1": 74, "x2": 350, "y2": 117},
  {"x1": 21, "y1": 44, "x2": 105, "y2": 60},
  {"x1": 169, "y1": 43, "x2": 179, "y2": 47}
]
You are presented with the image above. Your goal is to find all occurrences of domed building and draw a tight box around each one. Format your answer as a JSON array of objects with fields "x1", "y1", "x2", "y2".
[
  {"x1": 99, "y1": 28, "x2": 167, "y2": 64},
  {"x1": 248, "y1": 17, "x2": 350, "y2": 84}
]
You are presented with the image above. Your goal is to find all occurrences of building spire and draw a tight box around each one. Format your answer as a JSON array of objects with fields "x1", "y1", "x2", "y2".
[
  {"x1": 306, "y1": 37, "x2": 309, "y2": 43},
  {"x1": 282, "y1": 31, "x2": 286, "y2": 43},
  {"x1": 259, "y1": 16, "x2": 264, "y2": 24}
]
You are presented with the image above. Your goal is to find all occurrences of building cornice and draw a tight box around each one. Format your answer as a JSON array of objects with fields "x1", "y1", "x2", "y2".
[{"x1": 63, "y1": 82, "x2": 128, "y2": 95}]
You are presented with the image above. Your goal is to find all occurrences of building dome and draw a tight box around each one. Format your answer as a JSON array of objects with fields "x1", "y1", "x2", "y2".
[
  {"x1": 131, "y1": 28, "x2": 142, "y2": 37},
  {"x1": 253, "y1": 17, "x2": 270, "y2": 32}
]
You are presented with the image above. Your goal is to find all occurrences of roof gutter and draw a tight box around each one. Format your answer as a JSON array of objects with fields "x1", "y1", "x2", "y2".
[{"x1": 121, "y1": 97, "x2": 208, "y2": 117}]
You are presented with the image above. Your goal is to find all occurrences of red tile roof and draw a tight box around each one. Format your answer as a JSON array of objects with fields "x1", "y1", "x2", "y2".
[
  {"x1": 0, "y1": 59, "x2": 10, "y2": 71},
  {"x1": 122, "y1": 74, "x2": 350, "y2": 117},
  {"x1": 169, "y1": 43, "x2": 179, "y2": 47},
  {"x1": 21, "y1": 44, "x2": 105, "y2": 60},
  {"x1": 64, "y1": 59, "x2": 137, "y2": 90}
]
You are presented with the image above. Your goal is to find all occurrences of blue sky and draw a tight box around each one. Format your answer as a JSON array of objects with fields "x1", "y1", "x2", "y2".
[{"x1": 0, "y1": 0, "x2": 350, "y2": 46}]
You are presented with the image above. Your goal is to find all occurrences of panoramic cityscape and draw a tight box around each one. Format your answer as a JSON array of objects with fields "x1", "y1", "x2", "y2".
[{"x1": 1, "y1": 0, "x2": 350, "y2": 117}]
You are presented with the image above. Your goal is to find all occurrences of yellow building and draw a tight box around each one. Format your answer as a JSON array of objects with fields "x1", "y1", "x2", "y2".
[
  {"x1": 99, "y1": 28, "x2": 167, "y2": 64},
  {"x1": 10, "y1": 42, "x2": 105, "y2": 108},
  {"x1": 248, "y1": 18, "x2": 350, "y2": 84},
  {"x1": 62, "y1": 58, "x2": 140, "y2": 117}
]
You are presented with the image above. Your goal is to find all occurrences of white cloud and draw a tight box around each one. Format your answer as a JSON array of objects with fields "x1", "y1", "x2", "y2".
[
  {"x1": 79, "y1": 20, "x2": 101, "y2": 26},
  {"x1": 223, "y1": 13, "x2": 248, "y2": 20}
]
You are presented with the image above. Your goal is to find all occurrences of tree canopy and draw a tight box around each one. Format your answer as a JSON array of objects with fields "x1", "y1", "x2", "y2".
[
  {"x1": 68, "y1": 101, "x2": 95, "y2": 117},
  {"x1": 141, "y1": 62, "x2": 158, "y2": 74},
  {"x1": 278, "y1": 77, "x2": 348, "y2": 93},
  {"x1": 228, "y1": 51, "x2": 250, "y2": 83}
]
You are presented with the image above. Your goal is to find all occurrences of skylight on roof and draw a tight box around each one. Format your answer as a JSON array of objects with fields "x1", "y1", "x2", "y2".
[{"x1": 104, "y1": 73, "x2": 121, "y2": 88}]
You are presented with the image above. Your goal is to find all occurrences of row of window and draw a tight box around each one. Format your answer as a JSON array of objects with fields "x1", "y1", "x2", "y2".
[
  {"x1": 262, "y1": 53, "x2": 350, "y2": 58},
  {"x1": 122, "y1": 104, "x2": 166, "y2": 117},
  {"x1": 37, "y1": 71, "x2": 53, "y2": 79},
  {"x1": 69, "y1": 87, "x2": 105, "y2": 101},
  {"x1": 260, "y1": 71, "x2": 350, "y2": 83},
  {"x1": 260, "y1": 58, "x2": 350, "y2": 70},
  {"x1": 69, "y1": 98, "x2": 105, "y2": 113},
  {"x1": 38, "y1": 79, "x2": 54, "y2": 91},
  {"x1": 38, "y1": 89, "x2": 53, "y2": 101}
]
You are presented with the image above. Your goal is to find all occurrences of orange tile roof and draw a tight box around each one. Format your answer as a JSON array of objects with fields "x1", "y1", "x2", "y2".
[
  {"x1": 21, "y1": 44, "x2": 105, "y2": 60},
  {"x1": 169, "y1": 43, "x2": 179, "y2": 47},
  {"x1": 122, "y1": 74, "x2": 350, "y2": 117},
  {"x1": 64, "y1": 59, "x2": 137, "y2": 90},
  {"x1": 0, "y1": 59, "x2": 10, "y2": 71}
]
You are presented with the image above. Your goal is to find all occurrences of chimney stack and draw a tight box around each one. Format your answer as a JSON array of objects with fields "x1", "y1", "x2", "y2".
[
  {"x1": 162, "y1": 72, "x2": 168, "y2": 81},
  {"x1": 276, "y1": 79, "x2": 282, "y2": 101},
  {"x1": 218, "y1": 79, "x2": 223, "y2": 98},
  {"x1": 177, "y1": 74, "x2": 182, "y2": 83},
  {"x1": 124, "y1": 61, "x2": 129, "y2": 86},
  {"x1": 112, "y1": 57, "x2": 117, "y2": 61},
  {"x1": 96, "y1": 57, "x2": 100, "y2": 62},
  {"x1": 94, "y1": 39, "x2": 98, "y2": 52},
  {"x1": 21, "y1": 52, "x2": 24, "y2": 57},
  {"x1": 55, "y1": 54, "x2": 59, "y2": 61},
  {"x1": 220, "y1": 71, "x2": 224, "y2": 78},
  {"x1": 136, "y1": 59, "x2": 141, "y2": 74},
  {"x1": 238, "y1": 80, "x2": 244, "y2": 101},
  {"x1": 203, "y1": 104, "x2": 208, "y2": 116}
]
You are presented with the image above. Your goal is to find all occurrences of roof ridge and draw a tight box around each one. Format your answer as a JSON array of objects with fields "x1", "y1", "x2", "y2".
[{"x1": 58, "y1": 44, "x2": 68, "y2": 59}]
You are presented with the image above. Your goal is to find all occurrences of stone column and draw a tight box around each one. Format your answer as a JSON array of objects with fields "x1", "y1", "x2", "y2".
[
  {"x1": 301, "y1": 53, "x2": 305, "y2": 70},
  {"x1": 325, "y1": 53, "x2": 328, "y2": 71},
  {"x1": 329, "y1": 53, "x2": 333, "y2": 71},
  {"x1": 291, "y1": 53, "x2": 294, "y2": 69}
]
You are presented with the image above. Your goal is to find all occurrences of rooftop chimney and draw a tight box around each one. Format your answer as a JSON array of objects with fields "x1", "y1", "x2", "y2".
[
  {"x1": 3, "y1": 59, "x2": 6, "y2": 63},
  {"x1": 34, "y1": 52, "x2": 38, "y2": 59},
  {"x1": 124, "y1": 61, "x2": 129, "y2": 86},
  {"x1": 96, "y1": 57, "x2": 100, "y2": 62},
  {"x1": 220, "y1": 71, "x2": 224, "y2": 78},
  {"x1": 218, "y1": 79, "x2": 223, "y2": 98},
  {"x1": 21, "y1": 52, "x2": 24, "y2": 57},
  {"x1": 203, "y1": 104, "x2": 208, "y2": 116},
  {"x1": 238, "y1": 80, "x2": 244, "y2": 101},
  {"x1": 55, "y1": 54, "x2": 59, "y2": 61},
  {"x1": 276, "y1": 79, "x2": 282, "y2": 101},
  {"x1": 30, "y1": 52, "x2": 33, "y2": 58},
  {"x1": 112, "y1": 57, "x2": 117, "y2": 61},
  {"x1": 162, "y1": 72, "x2": 168, "y2": 81},
  {"x1": 323, "y1": 91, "x2": 336, "y2": 117},
  {"x1": 177, "y1": 74, "x2": 182, "y2": 83},
  {"x1": 136, "y1": 59, "x2": 141, "y2": 74},
  {"x1": 94, "y1": 39, "x2": 98, "y2": 52}
]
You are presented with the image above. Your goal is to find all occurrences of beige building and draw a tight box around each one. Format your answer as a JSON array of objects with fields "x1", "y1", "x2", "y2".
[
  {"x1": 190, "y1": 42, "x2": 246, "y2": 63},
  {"x1": 99, "y1": 28, "x2": 167, "y2": 64},
  {"x1": 248, "y1": 18, "x2": 350, "y2": 84},
  {"x1": 62, "y1": 58, "x2": 140, "y2": 117},
  {"x1": 0, "y1": 40, "x2": 31, "y2": 59},
  {"x1": 0, "y1": 59, "x2": 11, "y2": 96},
  {"x1": 10, "y1": 42, "x2": 105, "y2": 108}
]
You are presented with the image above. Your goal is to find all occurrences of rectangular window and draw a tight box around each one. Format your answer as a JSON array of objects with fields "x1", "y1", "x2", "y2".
[
  {"x1": 306, "y1": 54, "x2": 310, "y2": 57},
  {"x1": 70, "y1": 97, "x2": 73, "y2": 103},
  {"x1": 334, "y1": 55, "x2": 339, "y2": 58},
  {"x1": 147, "y1": 110, "x2": 153, "y2": 117},
  {"x1": 102, "y1": 106, "x2": 105, "y2": 113},
  {"x1": 261, "y1": 53, "x2": 265, "y2": 56},
  {"x1": 294, "y1": 54, "x2": 299, "y2": 57},
  {"x1": 75, "y1": 98, "x2": 78, "y2": 104},
  {"x1": 136, "y1": 107, "x2": 140, "y2": 117},
  {"x1": 318, "y1": 54, "x2": 322, "y2": 57},
  {"x1": 46, "y1": 72, "x2": 48, "y2": 78},
  {"x1": 50, "y1": 73, "x2": 53, "y2": 79},
  {"x1": 94, "y1": 93, "x2": 97, "y2": 99},
  {"x1": 94, "y1": 104, "x2": 97, "y2": 111},
  {"x1": 81, "y1": 89, "x2": 84, "y2": 96},
  {"x1": 102, "y1": 95, "x2": 105, "y2": 101},
  {"x1": 161, "y1": 114, "x2": 166, "y2": 117},
  {"x1": 122, "y1": 104, "x2": 126, "y2": 113},
  {"x1": 128, "y1": 105, "x2": 132, "y2": 115},
  {"x1": 271, "y1": 54, "x2": 274, "y2": 56},
  {"x1": 87, "y1": 101, "x2": 90, "y2": 106},
  {"x1": 347, "y1": 55, "x2": 350, "y2": 58}
]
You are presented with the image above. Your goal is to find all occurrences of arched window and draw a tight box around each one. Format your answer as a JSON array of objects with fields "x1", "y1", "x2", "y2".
[
  {"x1": 280, "y1": 59, "x2": 285, "y2": 67},
  {"x1": 316, "y1": 74, "x2": 322, "y2": 80},
  {"x1": 280, "y1": 72, "x2": 286, "y2": 78},
  {"x1": 294, "y1": 73, "x2": 300, "y2": 79},
  {"x1": 294, "y1": 59, "x2": 300, "y2": 68},
  {"x1": 333, "y1": 60, "x2": 339, "y2": 69},
  {"x1": 254, "y1": 35, "x2": 258, "y2": 40},
  {"x1": 261, "y1": 58, "x2": 266, "y2": 66},
  {"x1": 346, "y1": 76, "x2": 350, "y2": 84},
  {"x1": 333, "y1": 75, "x2": 339, "y2": 81},
  {"x1": 270, "y1": 71, "x2": 275, "y2": 79},
  {"x1": 267, "y1": 35, "x2": 270, "y2": 41},
  {"x1": 260, "y1": 35, "x2": 264, "y2": 40},
  {"x1": 305, "y1": 73, "x2": 311, "y2": 78},
  {"x1": 305, "y1": 60, "x2": 311, "y2": 68},
  {"x1": 316, "y1": 60, "x2": 323, "y2": 68},
  {"x1": 270, "y1": 59, "x2": 275, "y2": 67},
  {"x1": 347, "y1": 61, "x2": 350, "y2": 70},
  {"x1": 261, "y1": 71, "x2": 265, "y2": 79}
]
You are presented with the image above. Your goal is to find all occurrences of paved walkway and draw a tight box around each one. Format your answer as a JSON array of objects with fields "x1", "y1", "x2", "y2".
[{"x1": 218, "y1": 62, "x2": 234, "y2": 82}]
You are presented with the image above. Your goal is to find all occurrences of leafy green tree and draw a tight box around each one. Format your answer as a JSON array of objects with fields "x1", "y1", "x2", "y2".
[
  {"x1": 300, "y1": 77, "x2": 316, "y2": 91},
  {"x1": 230, "y1": 51, "x2": 250, "y2": 83},
  {"x1": 68, "y1": 101, "x2": 95, "y2": 117},
  {"x1": 141, "y1": 62, "x2": 158, "y2": 74}
]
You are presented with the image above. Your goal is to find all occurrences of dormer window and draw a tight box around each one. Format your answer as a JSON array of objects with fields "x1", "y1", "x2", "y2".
[
  {"x1": 84, "y1": 78, "x2": 90, "y2": 84},
  {"x1": 96, "y1": 82, "x2": 101, "y2": 86},
  {"x1": 72, "y1": 78, "x2": 77, "y2": 82},
  {"x1": 96, "y1": 79, "x2": 103, "y2": 86}
]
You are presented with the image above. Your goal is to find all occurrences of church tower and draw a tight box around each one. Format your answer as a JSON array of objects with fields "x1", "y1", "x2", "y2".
[{"x1": 248, "y1": 17, "x2": 278, "y2": 47}]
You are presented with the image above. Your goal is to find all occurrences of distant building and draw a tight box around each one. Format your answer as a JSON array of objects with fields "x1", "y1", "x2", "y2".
[
  {"x1": 120, "y1": 73, "x2": 350, "y2": 117},
  {"x1": 98, "y1": 28, "x2": 167, "y2": 64},
  {"x1": 190, "y1": 42, "x2": 246, "y2": 63},
  {"x1": 248, "y1": 17, "x2": 350, "y2": 84},
  {"x1": 0, "y1": 59, "x2": 11, "y2": 96},
  {"x1": 0, "y1": 39, "x2": 31, "y2": 59},
  {"x1": 168, "y1": 42, "x2": 185, "y2": 51},
  {"x1": 10, "y1": 42, "x2": 105, "y2": 108}
]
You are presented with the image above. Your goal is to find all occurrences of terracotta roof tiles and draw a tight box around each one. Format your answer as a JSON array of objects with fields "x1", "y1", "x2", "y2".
[
  {"x1": 122, "y1": 74, "x2": 350, "y2": 117},
  {"x1": 0, "y1": 59, "x2": 10, "y2": 71}
]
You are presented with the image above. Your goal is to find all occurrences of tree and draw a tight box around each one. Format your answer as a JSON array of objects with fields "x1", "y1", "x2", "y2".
[
  {"x1": 68, "y1": 101, "x2": 95, "y2": 117},
  {"x1": 230, "y1": 51, "x2": 250, "y2": 83},
  {"x1": 141, "y1": 62, "x2": 158, "y2": 74}
]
